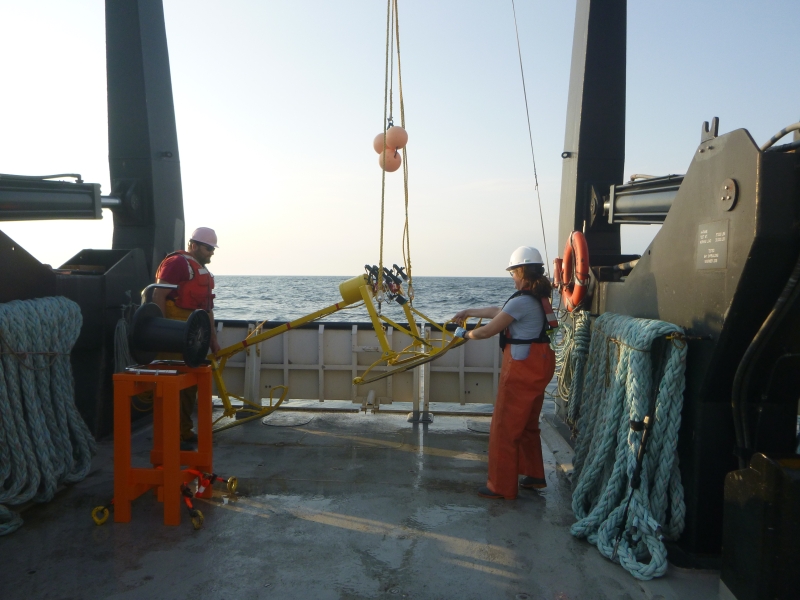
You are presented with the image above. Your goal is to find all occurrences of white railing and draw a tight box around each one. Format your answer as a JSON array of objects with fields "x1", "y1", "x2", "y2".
[{"x1": 213, "y1": 320, "x2": 501, "y2": 414}]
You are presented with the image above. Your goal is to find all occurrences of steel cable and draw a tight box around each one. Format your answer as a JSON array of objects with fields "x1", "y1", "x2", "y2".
[{"x1": 510, "y1": 0, "x2": 550, "y2": 273}]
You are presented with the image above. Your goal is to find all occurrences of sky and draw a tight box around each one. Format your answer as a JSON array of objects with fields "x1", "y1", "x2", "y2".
[{"x1": 1, "y1": 0, "x2": 799, "y2": 277}]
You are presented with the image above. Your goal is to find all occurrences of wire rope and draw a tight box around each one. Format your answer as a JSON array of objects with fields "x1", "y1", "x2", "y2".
[{"x1": 510, "y1": 0, "x2": 550, "y2": 274}]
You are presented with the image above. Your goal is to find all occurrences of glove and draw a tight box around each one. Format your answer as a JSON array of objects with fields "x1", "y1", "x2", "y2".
[{"x1": 454, "y1": 327, "x2": 469, "y2": 339}]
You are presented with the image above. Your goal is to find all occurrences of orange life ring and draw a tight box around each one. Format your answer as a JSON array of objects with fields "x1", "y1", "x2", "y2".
[{"x1": 560, "y1": 231, "x2": 590, "y2": 312}]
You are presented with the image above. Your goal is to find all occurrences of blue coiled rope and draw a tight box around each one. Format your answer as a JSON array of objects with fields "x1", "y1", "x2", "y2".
[
  {"x1": 0, "y1": 297, "x2": 96, "y2": 535},
  {"x1": 569, "y1": 312, "x2": 687, "y2": 580}
]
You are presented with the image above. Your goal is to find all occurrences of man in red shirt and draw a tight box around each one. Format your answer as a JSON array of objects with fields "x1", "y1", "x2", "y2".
[{"x1": 152, "y1": 227, "x2": 221, "y2": 447}]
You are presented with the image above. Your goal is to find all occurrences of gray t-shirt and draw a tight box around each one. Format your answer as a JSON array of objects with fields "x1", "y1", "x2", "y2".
[{"x1": 501, "y1": 294, "x2": 545, "y2": 360}]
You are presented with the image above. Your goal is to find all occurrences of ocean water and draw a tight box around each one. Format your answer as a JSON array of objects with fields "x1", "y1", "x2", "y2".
[{"x1": 213, "y1": 275, "x2": 523, "y2": 323}]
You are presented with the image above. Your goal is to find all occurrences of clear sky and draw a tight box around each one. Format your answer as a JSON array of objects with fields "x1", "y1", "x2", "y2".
[{"x1": 1, "y1": 1, "x2": 798, "y2": 276}]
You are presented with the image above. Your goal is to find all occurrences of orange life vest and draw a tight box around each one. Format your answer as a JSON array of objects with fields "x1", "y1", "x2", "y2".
[{"x1": 161, "y1": 250, "x2": 215, "y2": 311}]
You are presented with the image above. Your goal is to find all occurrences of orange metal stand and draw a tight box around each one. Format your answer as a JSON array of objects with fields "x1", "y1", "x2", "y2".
[{"x1": 113, "y1": 364, "x2": 213, "y2": 526}]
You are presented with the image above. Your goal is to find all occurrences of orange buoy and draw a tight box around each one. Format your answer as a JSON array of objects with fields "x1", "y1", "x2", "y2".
[
  {"x1": 379, "y1": 149, "x2": 402, "y2": 172},
  {"x1": 560, "y1": 231, "x2": 590, "y2": 312},
  {"x1": 373, "y1": 133, "x2": 395, "y2": 154},
  {"x1": 385, "y1": 126, "x2": 408, "y2": 150}
]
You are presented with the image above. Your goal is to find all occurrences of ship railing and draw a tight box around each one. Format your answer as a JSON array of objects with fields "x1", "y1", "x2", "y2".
[{"x1": 213, "y1": 319, "x2": 501, "y2": 415}]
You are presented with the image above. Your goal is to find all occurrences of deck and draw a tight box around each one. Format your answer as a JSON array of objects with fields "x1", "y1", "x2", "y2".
[{"x1": 1, "y1": 398, "x2": 721, "y2": 600}]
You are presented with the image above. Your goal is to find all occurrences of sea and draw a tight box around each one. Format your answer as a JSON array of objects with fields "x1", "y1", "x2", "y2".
[{"x1": 213, "y1": 275, "x2": 530, "y2": 323}]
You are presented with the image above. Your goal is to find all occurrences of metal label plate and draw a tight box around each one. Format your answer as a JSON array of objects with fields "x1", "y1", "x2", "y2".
[{"x1": 697, "y1": 220, "x2": 728, "y2": 269}]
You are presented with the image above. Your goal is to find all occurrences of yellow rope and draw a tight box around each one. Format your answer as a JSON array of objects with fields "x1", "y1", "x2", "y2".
[
  {"x1": 377, "y1": 0, "x2": 393, "y2": 312},
  {"x1": 393, "y1": 0, "x2": 414, "y2": 302}
]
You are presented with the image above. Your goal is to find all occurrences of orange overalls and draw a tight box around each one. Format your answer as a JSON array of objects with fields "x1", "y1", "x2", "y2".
[{"x1": 486, "y1": 340, "x2": 556, "y2": 499}]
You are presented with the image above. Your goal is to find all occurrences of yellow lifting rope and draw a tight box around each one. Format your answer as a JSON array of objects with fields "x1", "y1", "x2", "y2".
[
  {"x1": 376, "y1": 0, "x2": 414, "y2": 310},
  {"x1": 208, "y1": 0, "x2": 482, "y2": 431}
]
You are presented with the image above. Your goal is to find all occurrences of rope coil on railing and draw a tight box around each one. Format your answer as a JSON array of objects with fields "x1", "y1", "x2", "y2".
[
  {"x1": 554, "y1": 308, "x2": 591, "y2": 428},
  {"x1": 568, "y1": 312, "x2": 687, "y2": 580},
  {"x1": 0, "y1": 297, "x2": 96, "y2": 536}
]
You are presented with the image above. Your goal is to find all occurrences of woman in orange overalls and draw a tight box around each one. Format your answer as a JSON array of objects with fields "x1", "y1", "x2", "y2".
[{"x1": 452, "y1": 246, "x2": 557, "y2": 499}]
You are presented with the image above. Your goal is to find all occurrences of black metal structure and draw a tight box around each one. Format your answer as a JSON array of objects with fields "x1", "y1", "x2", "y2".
[
  {"x1": 722, "y1": 454, "x2": 800, "y2": 600},
  {"x1": 0, "y1": 175, "x2": 102, "y2": 220},
  {"x1": 129, "y1": 303, "x2": 211, "y2": 368},
  {"x1": 0, "y1": 0, "x2": 185, "y2": 438},
  {"x1": 594, "y1": 127, "x2": 800, "y2": 557},
  {"x1": 106, "y1": 0, "x2": 185, "y2": 276},
  {"x1": 558, "y1": 0, "x2": 626, "y2": 259},
  {"x1": 602, "y1": 175, "x2": 684, "y2": 225},
  {"x1": 557, "y1": 0, "x2": 800, "y2": 585}
]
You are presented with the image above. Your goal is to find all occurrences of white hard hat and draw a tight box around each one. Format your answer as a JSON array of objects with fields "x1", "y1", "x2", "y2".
[
  {"x1": 507, "y1": 246, "x2": 543, "y2": 270},
  {"x1": 189, "y1": 227, "x2": 218, "y2": 248}
]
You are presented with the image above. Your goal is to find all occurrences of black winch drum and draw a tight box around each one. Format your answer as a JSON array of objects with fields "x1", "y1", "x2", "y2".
[{"x1": 129, "y1": 303, "x2": 211, "y2": 368}]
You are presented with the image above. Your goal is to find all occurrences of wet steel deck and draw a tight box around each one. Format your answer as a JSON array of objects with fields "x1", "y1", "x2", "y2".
[{"x1": 1, "y1": 405, "x2": 721, "y2": 600}]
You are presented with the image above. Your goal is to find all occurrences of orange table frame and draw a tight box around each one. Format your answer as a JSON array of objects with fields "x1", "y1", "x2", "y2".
[{"x1": 113, "y1": 364, "x2": 213, "y2": 526}]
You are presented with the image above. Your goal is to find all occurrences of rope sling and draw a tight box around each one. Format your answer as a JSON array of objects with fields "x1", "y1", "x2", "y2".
[
  {"x1": 0, "y1": 297, "x2": 96, "y2": 535},
  {"x1": 377, "y1": 0, "x2": 414, "y2": 312},
  {"x1": 566, "y1": 312, "x2": 687, "y2": 580}
]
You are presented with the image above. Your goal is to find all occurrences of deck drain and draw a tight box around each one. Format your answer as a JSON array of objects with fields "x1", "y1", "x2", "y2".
[
  {"x1": 262, "y1": 413, "x2": 314, "y2": 427},
  {"x1": 515, "y1": 594, "x2": 531, "y2": 600},
  {"x1": 466, "y1": 419, "x2": 491, "y2": 434}
]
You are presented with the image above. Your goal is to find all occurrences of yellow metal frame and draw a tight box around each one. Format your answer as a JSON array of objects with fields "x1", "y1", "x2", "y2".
[
  {"x1": 209, "y1": 275, "x2": 473, "y2": 431},
  {"x1": 210, "y1": 298, "x2": 353, "y2": 431},
  {"x1": 353, "y1": 283, "x2": 472, "y2": 384}
]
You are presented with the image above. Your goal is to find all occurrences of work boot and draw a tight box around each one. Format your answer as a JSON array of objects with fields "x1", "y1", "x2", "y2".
[
  {"x1": 181, "y1": 431, "x2": 198, "y2": 443},
  {"x1": 519, "y1": 476, "x2": 546, "y2": 489},
  {"x1": 477, "y1": 486, "x2": 506, "y2": 499}
]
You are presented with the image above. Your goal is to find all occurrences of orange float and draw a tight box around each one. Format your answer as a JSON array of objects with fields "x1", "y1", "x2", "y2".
[
  {"x1": 373, "y1": 127, "x2": 408, "y2": 163},
  {"x1": 378, "y1": 148, "x2": 402, "y2": 172},
  {"x1": 559, "y1": 231, "x2": 590, "y2": 312},
  {"x1": 373, "y1": 133, "x2": 393, "y2": 154},
  {"x1": 385, "y1": 126, "x2": 408, "y2": 150}
]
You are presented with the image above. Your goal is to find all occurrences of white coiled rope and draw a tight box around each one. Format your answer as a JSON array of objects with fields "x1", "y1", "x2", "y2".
[
  {"x1": 114, "y1": 316, "x2": 136, "y2": 373},
  {"x1": 569, "y1": 312, "x2": 687, "y2": 580},
  {"x1": 0, "y1": 297, "x2": 96, "y2": 535},
  {"x1": 554, "y1": 309, "x2": 591, "y2": 427}
]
